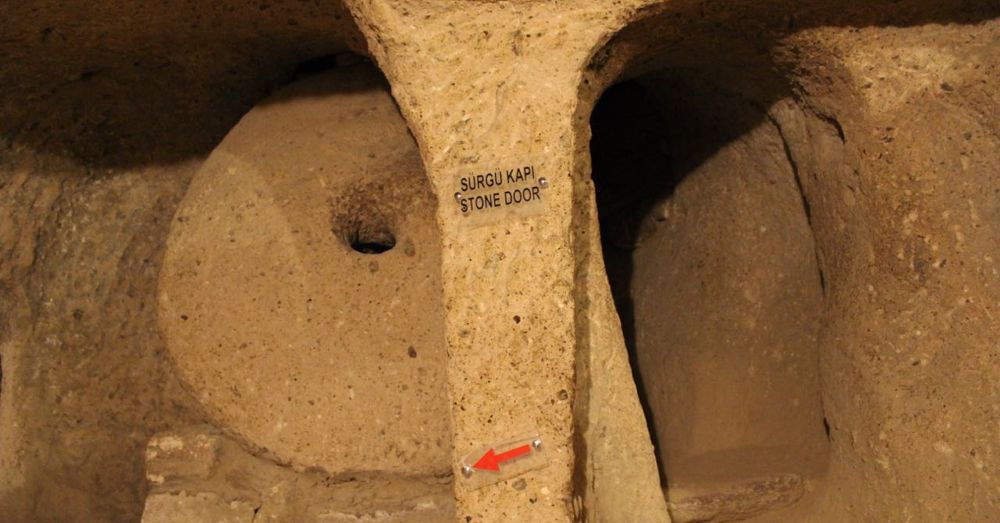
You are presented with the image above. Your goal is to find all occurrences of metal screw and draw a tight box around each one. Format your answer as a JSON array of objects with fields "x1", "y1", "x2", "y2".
[
  {"x1": 461, "y1": 464, "x2": 473, "y2": 477},
  {"x1": 531, "y1": 438, "x2": 543, "y2": 450},
  {"x1": 538, "y1": 177, "x2": 549, "y2": 189},
  {"x1": 454, "y1": 192, "x2": 464, "y2": 202}
]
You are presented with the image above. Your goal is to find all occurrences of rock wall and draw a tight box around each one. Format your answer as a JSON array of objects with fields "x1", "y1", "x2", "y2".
[{"x1": 1, "y1": 1, "x2": 998, "y2": 522}]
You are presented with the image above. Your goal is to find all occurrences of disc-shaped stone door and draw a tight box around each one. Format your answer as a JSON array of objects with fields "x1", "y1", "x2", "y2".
[{"x1": 158, "y1": 65, "x2": 451, "y2": 476}]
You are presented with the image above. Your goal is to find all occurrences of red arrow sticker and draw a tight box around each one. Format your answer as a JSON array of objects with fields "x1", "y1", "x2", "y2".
[
  {"x1": 473, "y1": 444, "x2": 533, "y2": 472},
  {"x1": 460, "y1": 433, "x2": 548, "y2": 489}
]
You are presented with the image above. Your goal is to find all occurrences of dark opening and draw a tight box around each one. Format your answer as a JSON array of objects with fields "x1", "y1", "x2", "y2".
[
  {"x1": 590, "y1": 80, "x2": 681, "y2": 482},
  {"x1": 331, "y1": 187, "x2": 399, "y2": 255},
  {"x1": 292, "y1": 52, "x2": 368, "y2": 80},
  {"x1": 346, "y1": 223, "x2": 396, "y2": 254},
  {"x1": 590, "y1": 71, "x2": 828, "y2": 521}
]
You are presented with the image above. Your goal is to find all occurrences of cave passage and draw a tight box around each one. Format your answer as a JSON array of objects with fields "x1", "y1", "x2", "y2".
[{"x1": 590, "y1": 74, "x2": 830, "y2": 520}]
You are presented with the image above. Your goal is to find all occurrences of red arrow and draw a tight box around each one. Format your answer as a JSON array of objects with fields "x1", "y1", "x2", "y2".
[{"x1": 473, "y1": 444, "x2": 532, "y2": 472}]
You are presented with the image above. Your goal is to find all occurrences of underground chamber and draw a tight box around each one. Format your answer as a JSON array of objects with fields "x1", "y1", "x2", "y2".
[
  {"x1": 0, "y1": 9, "x2": 455, "y2": 517},
  {"x1": 591, "y1": 74, "x2": 828, "y2": 522},
  {"x1": 585, "y1": 6, "x2": 1000, "y2": 521},
  {"x1": 155, "y1": 63, "x2": 455, "y2": 519},
  {"x1": 2, "y1": 2, "x2": 999, "y2": 522}
]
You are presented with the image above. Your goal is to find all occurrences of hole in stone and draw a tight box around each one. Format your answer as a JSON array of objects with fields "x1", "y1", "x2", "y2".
[
  {"x1": 2, "y1": 5, "x2": 459, "y2": 522},
  {"x1": 292, "y1": 52, "x2": 368, "y2": 79},
  {"x1": 345, "y1": 220, "x2": 396, "y2": 254},
  {"x1": 294, "y1": 54, "x2": 341, "y2": 77}
]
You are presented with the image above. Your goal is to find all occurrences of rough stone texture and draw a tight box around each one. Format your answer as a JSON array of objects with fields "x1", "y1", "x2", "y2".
[
  {"x1": 349, "y1": 3, "x2": 671, "y2": 520},
  {"x1": 0, "y1": 2, "x2": 365, "y2": 520},
  {"x1": 1, "y1": 1, "x2": 999, "y2": 522},
  {"x1": 0, "y1": 0, "x2": 365, "y2": 167},
  {"x1": 668, "y1": 474, "x2": 804, "y2": 523},
  {"x1": 584, "y1": 3, "x2": 1000, "y2": 522},
  {"x1": 158, "y1": 65, "x2": 452, "y2": 478},
  {"x1": 138, "y1": 426, "x2": 452, "y2": 523},
  {"x1": 572, "y1": 87, "x2": 674, "y2": 523},
  {"x1": 0, "y1": 153, "x2": 209, "y2": 522},
  {"x1": 623, "y1": 78, "x2": 828, "y2": 485},
  {"x1": 142, "y1": 492, "x2": 256, "y2": 523},
  {"x1": 145, "y1": 428, "x2": 223, "y2": 485},
  {"x1": 771, "y1": 21, "x2": 1000, "y2": 521}
]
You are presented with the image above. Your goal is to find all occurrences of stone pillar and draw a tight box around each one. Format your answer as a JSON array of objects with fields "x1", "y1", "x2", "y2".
[{"x1": 346, "y1": 1, "x2": 670, "y2": 521}]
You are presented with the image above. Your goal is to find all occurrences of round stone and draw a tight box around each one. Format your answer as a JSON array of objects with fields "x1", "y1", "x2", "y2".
[{"x1": 158, "y1": 66, "x2": 451, "y2": 476}]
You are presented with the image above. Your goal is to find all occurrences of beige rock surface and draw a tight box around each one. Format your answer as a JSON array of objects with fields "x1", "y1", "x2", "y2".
[
  {"x1": 139, "y1": 426, "x2": 453, "y2": 523},
  {"x1": 1, "y1": 1, "x2": 999, "y2": 522},
  {"x1": 349, "y1": 2, "x2": 671, "y2": 520},
  {"x1": 625, "y1": 80, "x2": 827, "y2": 485},
  {"x1": 667, "y1": 474, "x2": 804, "y2": 523},
  {"x1": 158, "y1": 66, "x2": 452, "y2": 477},
  {"x1": 142, "y1": 492, "x2": 257, "y2": 523},
  {"x1": 584, "y1": 5, "x2": 1000, "y2": 522}
]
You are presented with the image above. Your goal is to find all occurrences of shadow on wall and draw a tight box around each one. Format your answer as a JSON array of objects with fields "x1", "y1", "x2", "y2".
[
  {"x1": 584, "y1": 1, "x2": 1000, "y2": 521},
  {"x1": 0, "y1": 2, "x2": 443, "y2": 519},
  {"x1": 591, "y1": 68, "x2": 829, "y2": 495},
  {"x1": 0, "y1": 57, "x2": 445, "y2": 522},
  {"x1": 0, "y1": 0, "x2": 365, "y2": 168}
]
